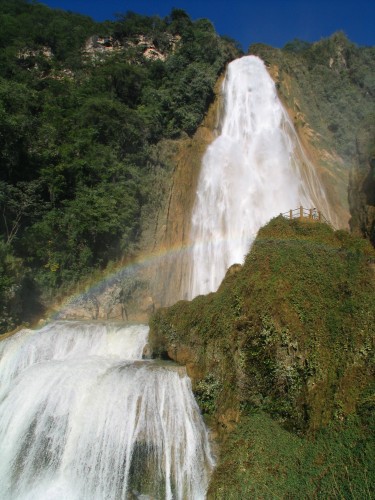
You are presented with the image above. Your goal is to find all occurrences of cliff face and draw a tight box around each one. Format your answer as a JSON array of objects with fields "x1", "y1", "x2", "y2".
[
  {"x1": 58, "y1": 36, "x2": 374, "y2": 320},
  {"x1": 54, "y1": 34, "x2": 374, "y2": 323},
  {"x1": 146, "y1": 76, "x2": 224, "y2": 307},
  {"x1": 83, "y1": 33, "x2": 181, "y2": 62}
]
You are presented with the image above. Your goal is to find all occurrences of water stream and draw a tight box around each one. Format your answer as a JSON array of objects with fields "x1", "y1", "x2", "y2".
[
  {"x1": 187, "y1": 55, "x2": 334, "y2": 298},
  {"x1": 0, "y1": 322, "x2": 214, "y2": 499}
]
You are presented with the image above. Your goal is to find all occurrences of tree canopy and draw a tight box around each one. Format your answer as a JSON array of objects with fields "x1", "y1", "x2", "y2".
[{"x1": 0, "y1": 0, "x2": 241, "y2": 332}]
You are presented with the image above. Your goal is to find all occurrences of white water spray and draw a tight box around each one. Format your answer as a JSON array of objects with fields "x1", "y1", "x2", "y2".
[
  {"x1": 188, "y1": 55, "x2": 334, "y2": 298},
  {"x1": 0, "y1": 322, "x2": 214, "y2": 499}
]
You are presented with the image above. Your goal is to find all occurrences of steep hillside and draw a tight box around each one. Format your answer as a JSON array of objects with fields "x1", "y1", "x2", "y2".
[
  {"x1": 349, "y1": 114, "x2": 375, "y2": 245},
  {"x1": 0, "y1": 0, "x2": 240, "y2": 333},
  {"x1": 150, "y1": 216, "x2": 375, "y2": 497}
]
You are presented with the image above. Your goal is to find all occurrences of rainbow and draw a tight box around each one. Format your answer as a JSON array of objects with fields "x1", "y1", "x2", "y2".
[
  {"x1": 45, "y1": 228, "x2": 262, "y2": 323},
  {"x1": 44, "y1": 242, "x2": 192, "y2": 322}
]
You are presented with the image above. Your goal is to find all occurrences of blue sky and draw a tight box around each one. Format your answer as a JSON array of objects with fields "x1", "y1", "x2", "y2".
[{"x1": 40, "y1": 0, "x2": 374, "y2": 50}]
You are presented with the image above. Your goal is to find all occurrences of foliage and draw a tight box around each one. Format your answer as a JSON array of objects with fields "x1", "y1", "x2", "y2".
[
  {"x1": 0, "y1": 1, "x2": 241, "y2": 331},
  {"x1": 150, "y1": 218, "x2": 375, "y2": 432},
  {"x1": 150, "y1": 217, "x2": 375, "y2": 496},
  {"x1": 0, "y1": 240, "x2": 24, "y2": 331},
  {"x1": 251, "y1": 32, "x2": 375, "y2": 160},
  {"x1": 208, "y1": 409, "x2": 374, "y2": 499}
]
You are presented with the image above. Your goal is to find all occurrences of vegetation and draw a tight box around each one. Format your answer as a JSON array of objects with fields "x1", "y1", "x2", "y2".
[
  {"x1": 250, "y1": 32, "x2": 375, "y2": 161},
  {"x1": 0, "y1": 0, "x2": 241, "y2": 332},
  {"x1": 150, "y1": 217, "x2": 375, "y2": 496},
  {"x1": 1, "y1": 2, "x2": 374, "y2": 494},
  {"x1": 208, "y1": 407, "x2": 374, "y2": 499},
  {"x1": 349, "y1": 112, "x2": 375, "y2": 245}
]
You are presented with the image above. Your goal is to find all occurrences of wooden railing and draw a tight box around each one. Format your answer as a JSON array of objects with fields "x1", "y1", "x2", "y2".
[{"x1": 280, "y1": 206, "x2": 333, "y2": 228}]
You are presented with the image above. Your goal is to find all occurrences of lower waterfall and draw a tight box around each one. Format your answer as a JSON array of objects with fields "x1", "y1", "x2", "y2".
[{"x1": 0, "y1": 322, "x2": 214, "y2": 499}]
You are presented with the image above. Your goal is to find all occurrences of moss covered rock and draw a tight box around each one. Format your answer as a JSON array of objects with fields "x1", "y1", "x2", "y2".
[{"x1": 150, "y1": 217, "x2": 374, "y2": 434}]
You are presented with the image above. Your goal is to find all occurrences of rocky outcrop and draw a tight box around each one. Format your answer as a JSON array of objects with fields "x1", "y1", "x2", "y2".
[
  {"x1": 18, "y1": 46, "x2": 53, "y2": 60},
  {"x1": 56, "y1": 273, "x2": 156, "y2": 323},
  {"x1": 83, "y1": 33, "x2": 181, "y2": 62}
]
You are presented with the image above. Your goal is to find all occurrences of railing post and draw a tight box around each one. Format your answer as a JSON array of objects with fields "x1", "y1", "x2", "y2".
[
  {"x1": 300, "y1": 206, "x2": 303, "y2": 219},
  {"x1": 318, "y1": 211, "x2": 321, "y2": 221},
  {"x1": 289, "y1": 209, "x2": 293, "y2": 220},
  {"x1": 309, "y1": 208, "x2": 313, "y2": 219}
]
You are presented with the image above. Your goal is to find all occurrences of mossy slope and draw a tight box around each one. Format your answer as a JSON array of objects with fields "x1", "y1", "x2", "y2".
[
  {"x1": 208, "y1": 406, "x2": 374, "y2": 499},
  {"x1": 150, "y1": 217, "x2": 374, "y2": 496}
]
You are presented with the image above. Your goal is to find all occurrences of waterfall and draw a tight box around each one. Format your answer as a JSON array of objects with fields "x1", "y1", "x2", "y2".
[
  {"x1": 187, "y1": 55, "x2": 334, "y2": 298},
  {"x1": 0, "y1": 54, "x2": 337, "y2": 499},
  {"x1": 0, "y1": 321, "x2": 214, "y2": 499}
]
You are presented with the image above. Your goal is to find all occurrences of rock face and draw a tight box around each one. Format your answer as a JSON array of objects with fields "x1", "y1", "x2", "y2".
[
  {"x1": 56, "y1": 273, "x2": 156, "y2": 323},
  {"x1": 349, "y1": 115, "x2": 375, "y2": 245},
  {"x1": 83, "y1": 34, "x2": 180, "y2": 62},
  {"x1": 148, "y1": 78, "x2": 223, "y2": 306},
  {"x1": 150, "y1": 217, "x2": 375, "y2": 435},
  {"x1": 18, "y1": 46, "x2": 53, "y2": 60}
]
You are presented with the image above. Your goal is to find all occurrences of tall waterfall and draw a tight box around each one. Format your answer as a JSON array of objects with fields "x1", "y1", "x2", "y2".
[
  {"x1": 0, "y1": 322, "x2": 214, "y2": 499},
  {"x1": 0, "y1": 55, "x2": 336, "y2": 500},
  {"x1": 187, "y1": 55, "x2": 334, "y2": 298}
]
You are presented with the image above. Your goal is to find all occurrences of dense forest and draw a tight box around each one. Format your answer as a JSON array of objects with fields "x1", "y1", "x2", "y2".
[{"x1": 0, "y1": 0, "x2": 241, "y2": 333}]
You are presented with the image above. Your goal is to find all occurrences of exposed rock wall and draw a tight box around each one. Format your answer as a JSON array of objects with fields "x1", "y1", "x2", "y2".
[
  {"x1": 143, "y1": 75, "x2": 225, "y2": 308},
  {"x1": 83, "y1": 34, "x2": 181, "y2": 62},
  {"x1": 254, "y1": 56, "x2": 350, "y2": 228},
  {"x1": 249, "y1": 34, "x2": 373, "y2": 230}
]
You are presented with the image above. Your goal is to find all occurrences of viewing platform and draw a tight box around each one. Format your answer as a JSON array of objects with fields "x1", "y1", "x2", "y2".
[{"x1": 281, "y1": 206, "x2": 333, "y2": 228}]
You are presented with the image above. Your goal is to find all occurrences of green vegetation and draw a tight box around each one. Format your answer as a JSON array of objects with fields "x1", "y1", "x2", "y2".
[
  {"x1": 150, "y1": 217, "x2": 374, "y2": 496},
  {"x1": 349, "y1": 112, "x2": 375, "y2": 245},
  {"x1": 251, "y1": 32, "x2": 375, "y2": 160},
  {"x1": 208, "y1": 408, "x2": 374, "y2": 499},
  {"x1": 0, "y1": 0, "x2": 241, "y2": 332}
]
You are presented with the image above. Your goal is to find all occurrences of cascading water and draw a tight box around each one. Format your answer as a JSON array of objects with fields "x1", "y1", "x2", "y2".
[
  {"x1": 187, "y1": 55, "x2": 334, "y2": 298},
  {"x1": 0, "y1": 322, "x2": 214, "y2": 499},
  {"x1": 1, "y1": 54, "x2": 336, "y2": 500}
]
